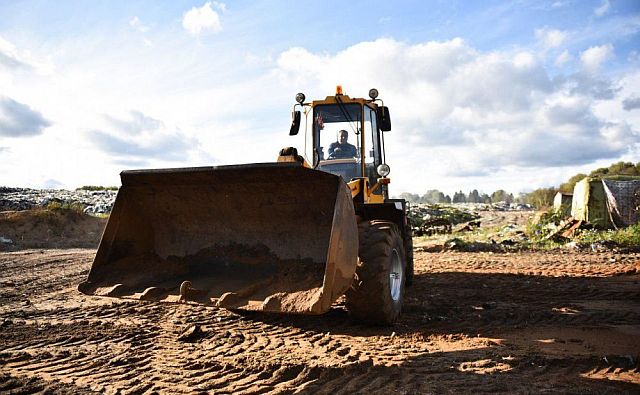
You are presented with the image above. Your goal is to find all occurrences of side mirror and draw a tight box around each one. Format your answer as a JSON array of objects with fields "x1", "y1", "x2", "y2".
[
  {"x1": 377, "y1": 106, "x2": 391, "y2": 131},
  {"x1": 289, "y1": 110, "x2": 301, "y2": 135}
]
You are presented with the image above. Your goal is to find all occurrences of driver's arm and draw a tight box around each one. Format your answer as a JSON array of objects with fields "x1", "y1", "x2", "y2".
[{"x1": 328, "y1": 142, "x2": 338, "y2": 156}]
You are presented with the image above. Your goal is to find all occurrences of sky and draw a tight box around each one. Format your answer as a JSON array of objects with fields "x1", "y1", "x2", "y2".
[{"x1": 0, "y1": 0, "x2": 639, "y2": 197}]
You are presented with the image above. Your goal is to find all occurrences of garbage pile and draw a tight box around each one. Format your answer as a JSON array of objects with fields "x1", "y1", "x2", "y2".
[
  {"x1": 409, "y1": 204, "x2": 481, "y2": 236},
  {"x1": 0, "y1": 187, "x2": 117, "y2": 215},
  {"x1": 454, "y1": 202, "x2": 533, "y2": 212}
]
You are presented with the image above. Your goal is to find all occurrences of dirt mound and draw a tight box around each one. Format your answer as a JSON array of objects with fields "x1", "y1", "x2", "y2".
[{"x1": 0, "y1": 209, "x2": 107, "y2": 251}]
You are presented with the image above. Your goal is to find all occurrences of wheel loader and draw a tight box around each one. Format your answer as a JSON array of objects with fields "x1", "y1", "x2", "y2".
[{"x1": 79, "y1": 87, "x2": 413, "y2": 324}]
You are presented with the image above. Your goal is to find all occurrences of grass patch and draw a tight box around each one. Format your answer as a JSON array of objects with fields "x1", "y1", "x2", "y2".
[
  {"x1": 46, "y1": 201, "x2": 86, "y2": 214},
  {"x1": 523, "y1": 209, "x2": 640, "y2": 250},
  {"x1": 573, "y1": 223, "x2": 640, "y2": 248}
]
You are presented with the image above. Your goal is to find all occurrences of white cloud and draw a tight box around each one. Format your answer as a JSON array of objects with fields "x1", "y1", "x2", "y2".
[
  {"x1": 104, "y1": 110, "x2": 164, "y2": 135},
  {"x1": 580, "y1": 44, "x2": 614, "y2": 72},
  {"x1": 0, "y1": 36, "x2": 27, "y2": 69},
  {"x1": 0, "y1": 26, "x2": 636, "y2": 195},
  {"x1": 275, "y1": 38, "x2": 638, "y2": 193},
  {"x1": 182, "y1": 2, "x2": 222, "y2": 36},
  {"x1": 212, "y1": 1, "x2": 227, "y2": 13},
  {"x1": 535, "y1": 28, "x2": 567, "y2": 49},
  {"x1": 623, "y1": 96, "x2": 640, "y2": 111},
  {"x1": 555, "y1": 49, "x2": 572, "y2": 66},
  {"x1": 129, "y1": 16, "x2": 150, "y2": 33},
  {"x1": 88, "y1": 110, "x2": 204, "y2": 165},
  {"x1": 0, "y1": 35, "x2": 53, "y2": 75},
  {"x1": 594, "y1": 0, "x2": 610, "y2": 17},
  {"x1": 0, "y1": 96, "x2": 51, "y2": 137}
]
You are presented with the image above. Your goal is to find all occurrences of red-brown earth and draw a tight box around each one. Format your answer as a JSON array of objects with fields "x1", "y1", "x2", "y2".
[{"x1": 0, "y1": 209, "x2": 638, "y2": 393}]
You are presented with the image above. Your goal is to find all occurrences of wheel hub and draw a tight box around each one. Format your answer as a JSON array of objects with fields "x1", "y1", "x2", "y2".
[{"x1": 389, "y1": 249, "x2": 402, "y2": 302}]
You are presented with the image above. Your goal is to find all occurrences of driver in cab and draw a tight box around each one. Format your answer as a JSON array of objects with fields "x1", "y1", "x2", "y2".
[{"x1": 328, "y1": 130, "x2": 357, "y2": 159}]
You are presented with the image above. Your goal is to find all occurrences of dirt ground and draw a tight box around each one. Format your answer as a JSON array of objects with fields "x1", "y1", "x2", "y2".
[
  {"x1": 0, "y1": 209, "x2": 106, "y2": 251},
  {"x1": 1, "y1": 246, "x2": 639, "y2": 394}
]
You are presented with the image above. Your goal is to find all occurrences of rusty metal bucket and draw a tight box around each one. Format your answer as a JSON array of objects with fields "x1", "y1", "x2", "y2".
[{"x1": 78, "y1": 162, "x2": 358, "y2": 314}]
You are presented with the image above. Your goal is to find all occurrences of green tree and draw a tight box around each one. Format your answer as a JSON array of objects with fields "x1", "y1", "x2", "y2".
[
  {"x1": 521, "y1": 187, "x2": 558, "y2": 208},
  {"x1": 452, "y1": 191, "x2": 466, "y2": 203},
  {"x1": 559, "y1": 173, "x2": 587, "y2": 193},
  {"x1": 398, "y1": 192, "x2": 420, "y2": 203},
  {"x1": 490, "y1": 189, "x2": 513, "y2": 203},
  {"x1": 558, "y1": 161, "x2": 640, "y2": 194},
  {"x1": 421, "y1": 189, "x2": 447, "y2": 204},
  {"x1": 467, "y1": 189, "x2": 481, "y2": 203},
  {"x1": 589, "y1": 161, "x2": 640, "y2": 178}
]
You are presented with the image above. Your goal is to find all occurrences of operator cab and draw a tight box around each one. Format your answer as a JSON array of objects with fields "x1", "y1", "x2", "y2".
[
  {"x1": 314, "y1": 98, "x2": 386, "y2": 192},
  {"x1": 289, "y1": 87, "x2": 390, "y2": 192},
  {"x1": 315, "y1": 103, "x2": 362, "y2": 183}
]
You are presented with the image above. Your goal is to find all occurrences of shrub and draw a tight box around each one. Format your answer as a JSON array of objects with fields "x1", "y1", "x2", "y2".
[
  {"x1": 46, "y1": 201, "x2": 86, "y2": 214},
  {"x1": 525, "y1": 209, "x2": 566, "y2": 241},
  {"x1": 573, "y1": 223, "x2": 640, "y2": 248}
]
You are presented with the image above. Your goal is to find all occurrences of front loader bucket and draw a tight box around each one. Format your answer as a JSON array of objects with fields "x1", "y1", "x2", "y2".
[{"x1": 79, "y1": 162, "x2": 358, "y2": 315}]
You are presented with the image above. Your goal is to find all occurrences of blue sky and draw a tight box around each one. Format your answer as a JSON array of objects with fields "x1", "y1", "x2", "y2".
[{"x1": 0, "y1": 0, "x2": 639, "y2": 196}]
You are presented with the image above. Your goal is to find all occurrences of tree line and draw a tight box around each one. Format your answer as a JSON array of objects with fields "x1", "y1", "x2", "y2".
[
  {"x1": 398, "y1": 189, "x2": 515, "y2": 204},
  {"x1": 402, "y1": 161, "x2": 640, "y2": 208}
]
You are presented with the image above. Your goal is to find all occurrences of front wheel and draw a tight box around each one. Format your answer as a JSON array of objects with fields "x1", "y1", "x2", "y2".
[{"x1": 346, "y1": 221, "x2": 406, "y2": 325}]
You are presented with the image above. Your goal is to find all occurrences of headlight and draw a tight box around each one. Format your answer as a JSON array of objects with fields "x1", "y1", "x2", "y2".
[
  {"x1": 377, "y1": 163, "x2": 390, "y2": 177},
  {"x1": 368, "y1": 88, "x2": 379, "y2": 99},
  {"x1": 295, "y1": 92, "x2": 305, "y2": 104}
]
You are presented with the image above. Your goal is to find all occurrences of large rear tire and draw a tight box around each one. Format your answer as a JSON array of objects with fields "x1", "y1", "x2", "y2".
[{"x1": 346, "y1": 221, "x2": 406, "y2": 325}]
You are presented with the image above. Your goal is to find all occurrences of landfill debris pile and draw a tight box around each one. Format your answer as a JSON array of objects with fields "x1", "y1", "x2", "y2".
[
  {"x1": 0, "y1": 187, "x2": 117, "y2": 215},
  {"x1": 408, "y1": 203, "x2": 481, "y2": 229},
  {"x1": 408, "y1": 202, "x2": 533, "y2": 237},
  {"x1": 454, "y1": 202, "x2": 533, "y2": 212}
]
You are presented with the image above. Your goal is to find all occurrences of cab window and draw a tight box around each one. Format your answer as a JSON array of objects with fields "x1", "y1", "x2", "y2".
[
  {"x1": 363, "y1": 106, "x2": 382, "y2": 192},
  {"x1": 314, "y1": 104, "x2": 362, "y2": 182}
]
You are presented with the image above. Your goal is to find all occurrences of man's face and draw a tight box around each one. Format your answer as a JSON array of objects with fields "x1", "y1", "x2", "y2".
[{"x1": 338, "y1": 131, "x2": 348, "y2": 144}]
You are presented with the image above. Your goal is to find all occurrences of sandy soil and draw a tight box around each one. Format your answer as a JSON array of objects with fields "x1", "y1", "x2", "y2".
[
  {"x1": 1, "y1": 248, "x2": 639, "y2": 394},
  {"x1": 0, "y1": 209, "x2": 106, "y2": 251}
]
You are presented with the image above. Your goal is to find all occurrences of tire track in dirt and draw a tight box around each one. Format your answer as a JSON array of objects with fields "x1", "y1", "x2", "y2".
[{"x1": 1, "y1": 249, "x2": 639, "y2": 393}]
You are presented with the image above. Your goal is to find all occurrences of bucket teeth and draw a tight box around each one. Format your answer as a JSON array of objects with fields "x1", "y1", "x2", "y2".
[
  {"x1": 139, "y1": 287, "x2": 166, "y2": 301},
  {"x1": 217, "y1": 292, "x2": 244, "y2": 309},
  {"x1": 106, "y1": 284, "x2": 127, "y2": 297},
  {"x1": 262, "y1": 294, "x2": 282, "y2": 311},
  {"x1": 179, "y1": 281, "x2": 192, "y2": 303}
]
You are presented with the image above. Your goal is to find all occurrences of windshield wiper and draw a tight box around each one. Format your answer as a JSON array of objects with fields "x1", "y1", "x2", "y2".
[{"x1": 335, "y1": 95, "x2": 359, "y2": 136}]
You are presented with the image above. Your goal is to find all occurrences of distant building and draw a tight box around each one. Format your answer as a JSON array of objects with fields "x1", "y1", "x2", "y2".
[{"x1": 553, "y1": 192, "x2": 573, "y2": 216}]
